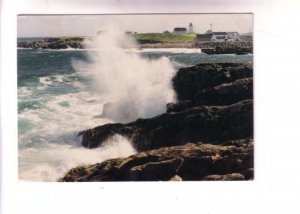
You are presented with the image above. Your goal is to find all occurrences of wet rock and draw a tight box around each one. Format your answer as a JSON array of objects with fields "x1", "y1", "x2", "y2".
[
  {"x1": 80, "y1": 99, "x2": 253, "y2": 151},
  {"x1": 59, "y1": 139, "x2": 253, "y2": 182}
]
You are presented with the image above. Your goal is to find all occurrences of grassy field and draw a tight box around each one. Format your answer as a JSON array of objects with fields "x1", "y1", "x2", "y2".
[
  {"x1": 55, "y1": 33, "x2": 197, "y2": 44},
  {"x1": 133, "y1": 33, "x2": 196, "y2": 43}
]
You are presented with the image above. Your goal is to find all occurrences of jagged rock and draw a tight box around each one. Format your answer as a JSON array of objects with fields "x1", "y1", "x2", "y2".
[
  {"x1": 172, "y1": 63, "x2": 252, "y2": 101},
  {"x1": 59, "y1": 138, "x2": 253, "y2": 182},
  {"x1": 167, "y1": 77, "x2": 253, "y2": 112},
  {"x1": 80, "y1": 99, "x2": 253, "y2": 151},
  {"x1": 194, "y1": 78, "x2": 253, "y2": 105}
]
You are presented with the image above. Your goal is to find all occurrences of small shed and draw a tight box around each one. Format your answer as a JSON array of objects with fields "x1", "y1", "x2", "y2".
[{"x1": 173, "y1": 27, "x2": 187, "y2": 34}]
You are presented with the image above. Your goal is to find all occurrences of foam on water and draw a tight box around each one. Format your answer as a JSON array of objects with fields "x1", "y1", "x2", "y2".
[
  {"x1": 18, "y1": 91, "x2": 112, "y2": 143},
  {"x1": 19, "y1": 135, "x2": 136, "y2": 181},
  {"x1": 130, "y1": 48, "x2": 202, "y2": 54}
]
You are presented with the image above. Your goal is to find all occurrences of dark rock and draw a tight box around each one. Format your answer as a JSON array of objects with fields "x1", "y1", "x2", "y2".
[
  {"x1": 59, "y1": 138, "x2": 253, "y2": 182},
  {"x1": 166, "y1": 100, "x2": 194, "y2": 113},
  {"x1": 79, "y1": 99, "x2": 253, "y2": 151},
  {"x1": 197, "y1": 41, "x2": 253, "y2": 55},
  {"x1": 17, "y1": 37, "x2": 85, "y2": 49},
  {"x1": 172, "y1": 62, "x2": 252, "y2": 101},
  {"x1": 47, "y1": 42, "x2": 68, "y2": 49},
  {"x1": 194, "y1": 78, "x2": 253, "y2": 105}
]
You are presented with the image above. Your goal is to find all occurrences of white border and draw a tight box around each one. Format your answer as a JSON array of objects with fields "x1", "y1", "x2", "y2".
[{"x1": 1, "y1": 0, "x2": 300, "y2": 214}]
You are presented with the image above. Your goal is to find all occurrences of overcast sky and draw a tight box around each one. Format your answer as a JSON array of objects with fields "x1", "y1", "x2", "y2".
[{"x1": 18, "y1": 14, "x2": 252, "y2": 37}]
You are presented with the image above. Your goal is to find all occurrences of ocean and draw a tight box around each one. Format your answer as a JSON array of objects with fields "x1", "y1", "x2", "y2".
[{"x1": 18, "y1": 38, "x2": 253, "y2": 181}]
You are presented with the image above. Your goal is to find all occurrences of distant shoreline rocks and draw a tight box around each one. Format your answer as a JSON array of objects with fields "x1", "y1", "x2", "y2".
[
  {"x1": 18, "y1": 37, "x2": 85, "y2": 49},
  {"x1": 18, "y1": 37, "x2": 253, "y2": 55},
  {"x1": 197, "y1": 41, "x2": 253, "y2": 55}
]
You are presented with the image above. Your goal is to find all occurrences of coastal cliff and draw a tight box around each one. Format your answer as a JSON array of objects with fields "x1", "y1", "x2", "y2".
[{"x1": 59, "y1": 62, "x2": 254, "y2": 181}]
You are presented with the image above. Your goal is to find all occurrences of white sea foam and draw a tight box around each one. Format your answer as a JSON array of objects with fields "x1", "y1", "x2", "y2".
[
  {"x1": 39, "y1": 75, "x2": 71, "y2": 85},
  {"x1": 47, "y1": 47, "x2": 83, "y2": 52},
  {"x1": 19, "y1": 134, "x2": 136, "y2": 181},
  {"x1": 72, "y1": 27, "x2": 176, "y2": 123},
  {"x1": 129, "y1": 48, "x2": 202, "y2": 54},
  {"x1": 39, "y1": 76, "x2": 53, "y2": 85},
  {"x1": 18, "y1": 91, "x2": 112, "y2": 141},
  {"x1": 18, "y1": 87, "x2": 33, "y2": 97}
]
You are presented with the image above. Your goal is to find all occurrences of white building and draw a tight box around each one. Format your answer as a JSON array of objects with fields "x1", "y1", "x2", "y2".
[
  {"x1": 211, "y1": 32, "x2": 229, "y2": 42},
  {"x1": 227, "y1": 32, "x2": 240, "y2": 41},
  {"x1": 196, "y1": 31, "x2": 241, "y2": 42}
]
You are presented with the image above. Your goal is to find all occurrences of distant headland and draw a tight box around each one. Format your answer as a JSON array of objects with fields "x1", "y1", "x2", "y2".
[{"x1": 18, "y1": 32, "x2": 253, "y2": 55}]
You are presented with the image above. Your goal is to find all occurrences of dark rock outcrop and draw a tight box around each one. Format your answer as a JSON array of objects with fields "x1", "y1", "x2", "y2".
[
  {"x1": 194, "y1": 77, "x2": 253, "y2": 106},
  {"x1": 196, "y1": 41, "x2": 253, "y2": 55},
  {"x1": 80, "y1": 99, "x2": 253, "y2": 151},
  {"x1": 59, "y1": 138, "x2": 253, "y2": 181},
  {"x1": 18, "y1": 37, "x2": 84, "y2": 49},
  {"x1": 172, "y1": 62, "x2": 252, "y2": 101}
]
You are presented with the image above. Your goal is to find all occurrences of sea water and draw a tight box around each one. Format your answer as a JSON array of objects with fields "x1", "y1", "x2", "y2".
[{"x1": 18, "y1": 39, "x2": 253, "y2": 181}]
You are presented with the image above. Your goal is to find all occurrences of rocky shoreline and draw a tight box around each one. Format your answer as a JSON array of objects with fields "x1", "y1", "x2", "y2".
[
  {"x1": 197, "y1": 41, "x2": 253, "y2": 55},
  {"x1": 59, "y1": 62, "x2": 254, "y2": 182},
  {"x1": 18, "y1": 37, "x2": 85, "y2": 49},
  {"x1": 60, "y1": 139, "x2": 253, "y2": 182},
  {"x1": 18, "y1": 37, "x2": 252, "y2": 55}
]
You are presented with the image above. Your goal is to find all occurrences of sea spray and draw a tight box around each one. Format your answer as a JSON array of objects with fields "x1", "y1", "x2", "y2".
[
  {"x1": 72, "y1": 27, "x2": 176, "y2": 123},
  {"x1": 19, "y1": 134, "x2": 136, "y2": 181}
]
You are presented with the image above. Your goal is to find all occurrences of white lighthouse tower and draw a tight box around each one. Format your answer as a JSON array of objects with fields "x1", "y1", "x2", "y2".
[{"x1": 188, "y1": 22, "x2": 194, "y2": 33}]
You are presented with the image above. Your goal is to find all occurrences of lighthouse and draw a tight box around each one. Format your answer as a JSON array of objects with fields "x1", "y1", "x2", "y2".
[{"x1": 188, "y1": 22, "x2": 194, "y2": 33}]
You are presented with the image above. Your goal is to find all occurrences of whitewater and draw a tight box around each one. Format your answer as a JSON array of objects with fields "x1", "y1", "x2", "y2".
[{"x1": 18, "y1": 30, "x2": 253, "y2": 181}]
